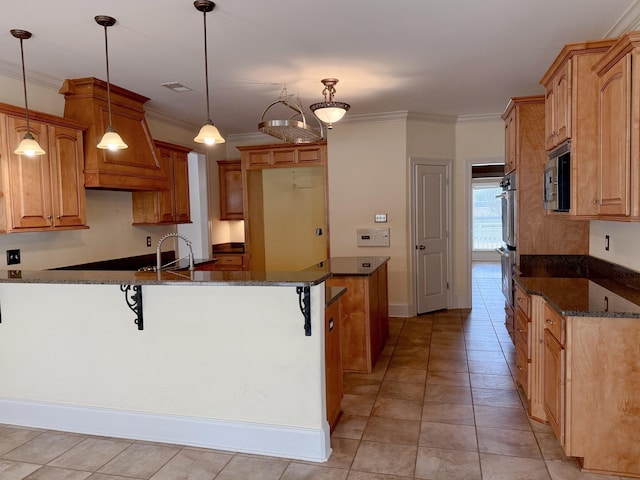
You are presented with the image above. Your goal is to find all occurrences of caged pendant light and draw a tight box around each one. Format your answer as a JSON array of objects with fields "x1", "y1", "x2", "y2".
[
  {"x1": 95, "y1": 15, "x2": 128, "y2": 151},
  {"x1": 11, "y1": 29, "x2": 45, "y2": 157},
  {"x1": 193, "y1": 0, "x2": 225, "y2": 145},
  {"x1": 309, "y1": 78, "x2": 350, "y2": 129}
]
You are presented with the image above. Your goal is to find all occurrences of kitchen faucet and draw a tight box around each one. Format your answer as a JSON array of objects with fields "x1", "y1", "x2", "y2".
[{"x1": 156, "y1": 232, "x2": 195, "y2": 272}]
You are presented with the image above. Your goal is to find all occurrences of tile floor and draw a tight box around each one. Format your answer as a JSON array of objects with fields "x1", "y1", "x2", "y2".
[{"x1": 0, "y1": 262, "x2": 626, "y2": 479}]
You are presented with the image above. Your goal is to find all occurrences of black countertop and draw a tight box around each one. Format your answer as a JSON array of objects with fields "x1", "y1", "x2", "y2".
[{"x1": 307, "y1": 256, "x2": 390, "y2": 276}]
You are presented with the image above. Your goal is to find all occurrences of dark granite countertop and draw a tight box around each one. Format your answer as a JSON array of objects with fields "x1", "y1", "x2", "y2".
[
  {"x1": 326, "y1": 286, "x2": 347, "y2": 307},
  {"x1": 307, "y1": 256, "x2": 390, "y2": 276},
  {"x1": 515, "y1": 255, "x2": 640, "y2": 318},
  {"x1": 0, "y1": 268, "x2": 330, "y2": 287}
]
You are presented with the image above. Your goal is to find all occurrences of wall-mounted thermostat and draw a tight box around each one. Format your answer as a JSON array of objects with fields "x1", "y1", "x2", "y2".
[{"x1": 357, "y1": 227, "x2": 390, "y2": 247}]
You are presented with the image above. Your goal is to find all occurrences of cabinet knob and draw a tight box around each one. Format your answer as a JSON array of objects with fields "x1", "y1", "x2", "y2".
[
  {"x1": 545, "y1": 319, "x2": 554, "y2": 325},
  {"x1": 517, "y1": 365, "x2": 524, "y2": 371},
  {"x1": 56, "y1": 215, "x2": 61, "y2": 219},
  {"x1": 47, "y1": 215, "x2": 52, "y2": 220},
  {"x1": 539, "y1": 339, "x2": 545, "y2": 344},
  {"x1": 517, "y1": 328, "x2": 524, "y2": 333},
  {"x1": 593, "y1": 199, "x2": 600, "y2": 205}
]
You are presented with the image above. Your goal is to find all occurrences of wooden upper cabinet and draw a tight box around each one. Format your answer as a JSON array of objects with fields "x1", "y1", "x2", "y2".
[
  {"x1": 503, "y1": 107, "x2": 517, "y2": 173},
  {"x1": 0, "y1": 103, "x2": 87, "y2": 233},
  {"x1": 540, "y1": 39, "x2": 616, "y2": 217},
  {"x1": 217, "y1": 160, "x2": 243, "y2": 220},
  {"x1": 132, "y1": 141, "x2": 191, "y2": 225},
  {"x1": 239, "y1": 142, "x2": 326, "y2": 169},
  {"x1": 59, "y1": 77, "x2": 168, "y2": 192}
]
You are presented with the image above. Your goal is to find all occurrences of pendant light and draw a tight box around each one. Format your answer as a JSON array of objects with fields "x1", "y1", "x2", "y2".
[
  {"x1": 193, "y1": 0, "x2": 225, "y2": 145},
  {"x1": 95, "y1": 15, "x2": 128, "y2": 151},
  {"x1": 11, "y1": 29, "x2": 45, "y2": 157},
  {"x1": 310, "y1": 78, "x2": 351, "y2": 129}
]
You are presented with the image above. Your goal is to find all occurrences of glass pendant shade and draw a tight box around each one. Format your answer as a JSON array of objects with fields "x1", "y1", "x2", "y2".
[
  {"x1": 14, "y1": 132, "x2": 46, "y2": 156},
  {"x1": 97, "y1": 126, "x2": 128, "y2": 151},
  {"x1": 309, "y1": 103, "x2": 350, "y2": 124},
  {"x1": 194, "y1": 120, "x2": 225, "y2": 145}
]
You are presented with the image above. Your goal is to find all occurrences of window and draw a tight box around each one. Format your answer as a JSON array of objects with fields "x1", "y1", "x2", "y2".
[{"x1": 472, "y1": 180, "x2": 502, "y2": 251}]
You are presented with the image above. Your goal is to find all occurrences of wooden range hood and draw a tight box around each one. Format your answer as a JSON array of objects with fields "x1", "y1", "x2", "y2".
[{"x1": 59, "y1": 77, "x2": 168, "y2": 191}]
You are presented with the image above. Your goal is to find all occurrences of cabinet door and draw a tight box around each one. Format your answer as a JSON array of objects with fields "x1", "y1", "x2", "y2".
[
  {"x1": 554, "y1": 60, "x2": 572, "y2": 145},
  {"x1": 218, "y1": 160, "x2": 243, "y2": 220},
  {"x1": 4, "y1": 116, "x2": 53, "y2": 229},
  {"x1": 157, "y1": 147, "x2": 176, "y2": 223},
  {"x1": 48, "y1": 124, "x2": 86, "y2": 227},
  {"x1": 172, "y1": 149, "x2": 190, "y2": 223},
  {"x1": 544, "y1": 86, "x2": 556, "y2": 150},
  {"x1": 598, "y1": 54, "x2": 631, "y2": 216},
  {"x1": 325, "y1": 298, "x2": 343, "y2": 431},
  {"x1": 504, "y1": 109, "x2": 517, "y2": 173},
  {"x1": 543, "y1": 329, "x2": 565, "y2": 445}
]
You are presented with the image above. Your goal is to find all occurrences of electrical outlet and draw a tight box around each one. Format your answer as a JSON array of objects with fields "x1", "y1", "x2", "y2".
[
  {"x1": 605, "y1": 235, "x2": 610, "y2": 251},
  {"x1": 146, "y1": 236, "x2": 152, "y2": 247},
  {"x1": 6, "y1": 249, "x2": 20, "y2": 265}
]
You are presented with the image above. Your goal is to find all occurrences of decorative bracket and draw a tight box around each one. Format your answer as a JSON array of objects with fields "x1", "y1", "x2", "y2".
[
  {"x1": 296, "y1": 286, "x2": 311, "y2": 336},
  {"x1": 120, "y1": 285, "x2": 143, "y2": 330}
]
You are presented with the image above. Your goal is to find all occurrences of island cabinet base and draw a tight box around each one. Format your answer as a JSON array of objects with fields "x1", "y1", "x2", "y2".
[
  {"x1": 0, "y1": 282, "x2": 332, "y2": 463},
  {"x1": 327, "y1": 263, "x2": 388, "y2": 374}
]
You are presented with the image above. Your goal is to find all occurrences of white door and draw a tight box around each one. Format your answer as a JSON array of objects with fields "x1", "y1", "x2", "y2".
[{"x1": 415, "y1": 163, "x2": 449, "y2": 314}]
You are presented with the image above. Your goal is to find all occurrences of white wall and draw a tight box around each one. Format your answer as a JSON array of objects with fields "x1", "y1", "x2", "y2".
[
  {"x1": 590, "y1": 220, "x2": 640, "y2": 272},
  {"x1": 0, "y1": 73, "x2": 215, "y2": 270}
]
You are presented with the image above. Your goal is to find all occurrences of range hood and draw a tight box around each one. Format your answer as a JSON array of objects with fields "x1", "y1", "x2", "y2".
[{"x1": 59, "y1": 77, "x2": 168, "y2": 191}]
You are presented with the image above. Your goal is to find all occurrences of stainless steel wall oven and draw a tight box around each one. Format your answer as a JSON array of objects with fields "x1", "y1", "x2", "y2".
[{"x1": 497, "y1": 171, "x2": 516, "y2": 305}]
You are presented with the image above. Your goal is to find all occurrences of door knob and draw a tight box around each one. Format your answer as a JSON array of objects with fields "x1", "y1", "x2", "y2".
[{"x1": 418, "y1": 245, "x2": 426, "y2": 250}]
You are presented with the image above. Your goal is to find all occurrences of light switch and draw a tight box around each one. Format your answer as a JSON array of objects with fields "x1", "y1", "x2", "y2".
[{"x1": 374, "y1": 213, "x2": 387, "y2": 223}]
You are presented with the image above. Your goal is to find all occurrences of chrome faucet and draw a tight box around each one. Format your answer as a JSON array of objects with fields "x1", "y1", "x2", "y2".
[{"x1": 156, "y1": 232, "x2": 195, "y2": 272}]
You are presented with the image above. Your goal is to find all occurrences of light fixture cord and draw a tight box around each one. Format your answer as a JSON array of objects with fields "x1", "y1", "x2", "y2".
[
  {"x1": 103, "y1": 23, "x2": 114, "y2": 128},
  {"x1": 202, "y1": 9, "x2": 211, "y2": 121},
  {"x1": 18, "y1": 37, "x2": 31, "y2": 134}
]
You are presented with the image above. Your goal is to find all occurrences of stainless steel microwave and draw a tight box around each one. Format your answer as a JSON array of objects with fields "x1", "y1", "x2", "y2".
[{"x1": 544, "y1": 141, "x2": 570, "y2": 212}]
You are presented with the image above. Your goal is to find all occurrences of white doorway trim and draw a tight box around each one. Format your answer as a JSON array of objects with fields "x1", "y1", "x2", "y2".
[
  {"x1": 409, "y1": 157, "x2": 453, "y2": 317},
  {"x1": 465, "y1": 156, "x2": 504, "y2": 308}
]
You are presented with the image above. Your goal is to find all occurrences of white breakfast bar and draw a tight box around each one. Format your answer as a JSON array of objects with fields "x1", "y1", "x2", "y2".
[{"x1": 0, "y1": 268, "x2": 334, "y2": 462}]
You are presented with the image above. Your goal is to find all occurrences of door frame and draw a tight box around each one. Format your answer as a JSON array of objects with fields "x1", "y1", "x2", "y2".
[{"x1": 409, "y1": 157, "x2": 453, "y2": 316}]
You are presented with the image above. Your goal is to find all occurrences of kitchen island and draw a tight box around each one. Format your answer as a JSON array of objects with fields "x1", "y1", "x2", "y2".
[{"x1": 0, "y1": 268, "x2": 334, "y2": 462}]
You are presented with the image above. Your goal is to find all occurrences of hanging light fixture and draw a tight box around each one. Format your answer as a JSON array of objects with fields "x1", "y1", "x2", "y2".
[
  {"x1": 11, "y1": 29, "x2": 45, "y2": 157},
  {"x1": 193, "y1": 0, "x2": 225, "y2": 145},
  {"x1": 309, "y1": 78, "x2": 351, "y2": 129},
  {"x1": 95, "y1": 15, "x2": 128, "y2": 151}
]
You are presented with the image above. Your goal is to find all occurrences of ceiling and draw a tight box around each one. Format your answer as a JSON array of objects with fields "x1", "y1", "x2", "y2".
[{"x1": 1, "y1": 0, "x2": 639, "y2": 138}]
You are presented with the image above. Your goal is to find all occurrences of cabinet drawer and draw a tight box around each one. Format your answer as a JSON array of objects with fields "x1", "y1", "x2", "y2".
[
  {"x1": 515, "y1": 307, "x2": 530, "y2": 358},
  {"x1": 514, "y1": 284, "x2": 531, "y2": 317},
  {"x1": 273, "y1": 149, "x2": 296, "y2": 165},
  {"x1": 215, "y1": 255, "x2": 244, "y2": 266},
  {"x1": 247, "y1": 150, "x2": 271, "y2": 166},
  {"x1": 515, "y1": 338, "x2": 529, "y2": 391},
  {"x1": 543, "y1": 302, "x2": 564, "y2": 344}
]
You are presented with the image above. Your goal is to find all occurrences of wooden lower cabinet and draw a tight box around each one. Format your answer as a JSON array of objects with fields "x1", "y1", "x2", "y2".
[
  {"x1": 212, "y1": 254, "x2": 246, "y2": 271},
  {"x1": 325, "y1": 291, "x2": 343, "y2": 432},
  {"x1": 326, "y1": 263, "x2": 388, "y2": 373},
  {"x1": 539, "y1": 300, "x2": 640, "y2": 477}
]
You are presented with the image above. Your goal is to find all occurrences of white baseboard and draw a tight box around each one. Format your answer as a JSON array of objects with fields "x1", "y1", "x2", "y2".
[
  {"x1": 389, "y1": 303, "x2": 410, "y2": 317},
  {"x1": 0, "y1": 398, "x2": 331, "y2": 462}
]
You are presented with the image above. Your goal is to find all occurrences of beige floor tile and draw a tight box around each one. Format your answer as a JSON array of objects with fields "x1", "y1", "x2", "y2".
[
  {"x1": 377, "y1": 380, "x2": 424, "y2": 401},
  {"x1": 149, "y1": 447, "x2": 233, "y2": 479},
  {"x1": 428, "y1": 357, "x2": 469, "y2": 372},
  {"x1": 0, "y1": 426, "x2": 43, "y2": 457},
  {"x1": 371, "y1": 397, "x2": 423, "y2": 421},
  {"x1": 280, "y1": 462, "x2": 348, "y2": 479},
  {"x1": 350, "y1": 441, "x2": 416, "y2": 477},
  {"x1": 415, "y1": 446, "x2": 481, "y2": 480},
  {"x1": 421, "y1": 402, "x2": 475, "y2": 425},
  {"x1": 545, "y1": 459, "x2": 623, "y2": 480},
  {"x1": 87, "y1": 474, "x2": 146, "y2": 480},
  {"x1": 343, "y1": 376, "x2": 382, "y2": 396},
  {"x1": 3, "y1": 432, "x2": 85, "y2": 465},
  {"x1": 332, "y1": 415, "x2": 369, "y2": 440},
  {"x1": 474, "y1": 405, "x2": 532, "y2": 431},
  {"x1": 535, "y1": 433, "x2": 568, "y2": 462},
  {"x1": 426, "y1": 370, "x2": 471, "y2": 387},
  {"x1": 468, "y1": 359, "x2": 512, "y2": 375},
  {"x1": 477, "y1": 427, "x2": 542, "y2": 459},
  {"x1": 347, "y1": 471, "x2": 412, "y2": 479},
  {"x1": 481, "y1": 453, "x2": 551, "y2": 479},
  {"x1": 419, "y1": 421, "x2": 478, "y2": 451},
  {"x1": 23, "y1": 466, "x2": 92, "y2": 480},
  {"x1": 215, "y1": 455, "x2": 288, "y2": 479},
  {"x1": 97, "y1": 443, "x2": 180, "y2": 478},
  {"x1": 428, "y1": 346, "x2": 466, "y2": 360},
  {"x1": 49, "y1": 438, "x2": 132, "y2": 472},
  {"x1": 395, "y1": 335, "x2": 430, "y2": 347},
  {"x1": 392, "y1": 346, "x2": 430, "y2": 361},
  {"x1": 470, "y1": 373, "x2": 516, "y2": 390},
  {"x1": 472, "y1": 387, "x2": 524, "y2": 408},
  {"x1": 322, "y1": 438, "x2": 359, "y2": 469},
  {"x1": 384, "y1": 367, "x2": 427, "y2": 385},
  {"x1": 466, "y1": 350, "x2": 506, "y2": 362},
  {"x1": 429, "y1": 337, "x2": 466, "y2": 349},
  {"x1": 424, "y1": 384, "x2": 472, "y2": 405},
  {"x1": 362, "y1": 416, "x2": 420, "y2": 445},
  {"x1": 0, "y1": 459, "x2": 41, "y2": 479},
  {"x1": 341, "y1": 394, "x2": 377, "y2": 416},
  {"x1": 388, "y1": 354, "x2": 429, "y2": 370}
]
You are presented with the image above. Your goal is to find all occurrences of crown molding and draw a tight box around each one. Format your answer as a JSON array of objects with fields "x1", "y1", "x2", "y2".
[
  {"x1": 456, "y1": 113, "x2": 503, "y2": 123},
  {"x1": 0, "y1": 61, "x2": 63, "y2": 91},
  {"x1": 606, "y1": 0, "x2": 640, "y2": 37}
]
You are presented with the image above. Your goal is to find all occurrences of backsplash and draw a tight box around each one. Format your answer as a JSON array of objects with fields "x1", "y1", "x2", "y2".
[{"x1": 590, "y1": 220, "x2": 640, "y2": 273}]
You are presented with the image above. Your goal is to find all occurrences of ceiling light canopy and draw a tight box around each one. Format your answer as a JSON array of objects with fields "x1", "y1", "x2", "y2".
[
  {"x1": 95, "y1": 15, "x2": 128, "y2": 151},
  {"x1": 11, "y1": 29, "x2": 45, "y2": 157},
  {"x1": 194, "y1": 0, "x2": 225, "y2": 145},
  {"x1": 309, "y1": 78, "x2": 350, "y2": 129}
]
